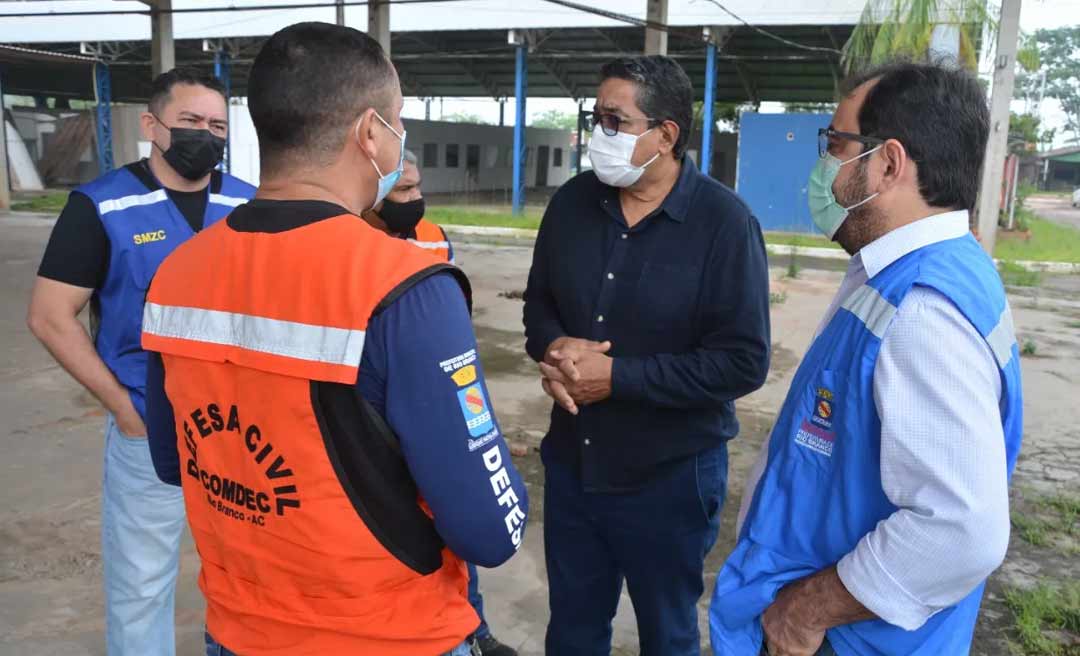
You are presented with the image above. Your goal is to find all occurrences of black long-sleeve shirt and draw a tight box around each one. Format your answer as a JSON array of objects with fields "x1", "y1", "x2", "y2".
[{"x1": 523, "y1": 160, "x2": 771, "y2": 492}]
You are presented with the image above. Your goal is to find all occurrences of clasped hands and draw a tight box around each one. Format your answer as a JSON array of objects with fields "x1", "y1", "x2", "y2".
[{"x1": 538, "y1": 337, "x2": 614, "y2": 415}]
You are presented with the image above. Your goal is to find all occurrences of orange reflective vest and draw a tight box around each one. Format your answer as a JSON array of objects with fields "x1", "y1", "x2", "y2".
[
  {"x1": 410, "y1": 218, "x2": 452, "y2": 263},
  {"x1": 142, "y1": 210, "x2": 478, "y2": 655}
]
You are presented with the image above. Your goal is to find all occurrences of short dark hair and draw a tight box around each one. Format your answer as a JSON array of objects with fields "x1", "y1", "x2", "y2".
[
  {"x1": 841, "y1": 61, "x2": 989, "y2": 212},
  {"x1": 600, "y1": 55, "x2": 693, "y2": 158},
  {"x1": 248, "y1": 22, "x2": 397, "y2": 177},
  {"x1": 148, "y1": 68, "x2": 227, "y2": 116}
]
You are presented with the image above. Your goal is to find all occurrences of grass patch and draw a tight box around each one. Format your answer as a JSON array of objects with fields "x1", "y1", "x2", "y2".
[
  {"x1": 1021, "y1": 339, "x2": 1038, "y2": 357},
  {"x1": 1003, "y1": 581, "x2": 1080, "y2": 656},
  {"x1": 769, "y1": 291, "x2": 788, "y2": 306},
  {"x1": 1012, "y1": 492, "x2": 1080, "y2": 549},
  {"x1": 995, "y1": 214, "x2": 1080, "y2": 264},
  {"x1": 427, "y1": 206, "x2": 541, "y2": 230},
  {"x1": 1038, "y1": 495, "x2": 1080, "y2": 535},
  {"x1": 1001, "y1": 261, "x2": 1044, "y2": 288},
  {"x1": 11, "y1": 191, "x2": 69, "y2": 213},
  {"x1": 1013, "y1": 513, "x2": 1053, "y2": 547}
]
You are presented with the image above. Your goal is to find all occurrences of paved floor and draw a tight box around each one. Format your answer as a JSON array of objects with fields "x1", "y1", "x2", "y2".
[
  {"x1": 1025, "y1": 194, "x2": 1080, "y2": 231},
  {"x1": 1, "y1": 212, "x2": 1077, "y2": 655}
]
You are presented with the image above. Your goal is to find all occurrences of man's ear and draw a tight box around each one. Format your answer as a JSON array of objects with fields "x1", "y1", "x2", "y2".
[
  {"x1": 877, "y1": 138, "x2": 910, "y2": 194},
  {"x1": 353, "y1": 108, "x2": 380, "y2": 160},
  {"x1": 140, "y1": 112, "x2": 157, "y2": 142},
  {"x1": 657, "y1": 119, "x2": 679, "y2": 155}
]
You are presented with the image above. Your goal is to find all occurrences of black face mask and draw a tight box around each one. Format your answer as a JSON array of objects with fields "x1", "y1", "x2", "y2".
[
  {"x1": 378, "y1": 197, "x2": 426, "y2": 235},
  {"x1": 153, "y1": 117, "x2": 226, "y2": 181}
]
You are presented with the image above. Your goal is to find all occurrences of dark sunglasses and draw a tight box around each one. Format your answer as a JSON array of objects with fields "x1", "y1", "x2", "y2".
[
  {"x1": 583, "y1": 110, "x2": 660, "y2": 137},
  {"x1": 818, "y1": 127, "x2": 884, "y2": 158}
]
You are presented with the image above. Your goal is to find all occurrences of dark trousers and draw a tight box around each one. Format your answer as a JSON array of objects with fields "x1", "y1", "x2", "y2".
[
  {"x1": 760, "y1": 641, "x2": 837, "y2": 656},
  {"x1": 467, "y1": 562, "x2": 491, "y2": 638},
  {"x1": 543, "y1": 444, "x2": 727, "y2": 656}
]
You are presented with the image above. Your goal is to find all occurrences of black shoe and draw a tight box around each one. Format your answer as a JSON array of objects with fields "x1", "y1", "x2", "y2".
[{"x1": 477, "y1": 634, "x2": 517, "y2": 656}]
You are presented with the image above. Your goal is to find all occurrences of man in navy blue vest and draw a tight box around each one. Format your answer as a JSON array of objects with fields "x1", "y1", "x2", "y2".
[
  {"x1": 28, "y1": 68, "x2": 256, "y2": 655},
  {"x1": 710, "y1": 63, "x2": 1023, "y2": 656}
]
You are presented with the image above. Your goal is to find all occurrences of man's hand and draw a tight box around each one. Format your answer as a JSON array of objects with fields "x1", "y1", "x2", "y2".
[
  {"x1": 540, "y1": 349, "x2": 614, "y2": 408},
  {"x1": 539, "y1": 338, "x2": 611, "y2": 413},
  {"x1": 541, "y1": 377, "x2": 578, "y2": 416},
  {"x1": 761, "y1": 566, "x2": 874, "y2": 656},
  {"x1": 114, "y1": 400, "x2": 147, "y2": 438},
  {"x1": 544, "y1": 337, "x2": 611, "y2": 378},
  {"x1": 761, "y1": 581, "x2": 827, "y2": 656}
]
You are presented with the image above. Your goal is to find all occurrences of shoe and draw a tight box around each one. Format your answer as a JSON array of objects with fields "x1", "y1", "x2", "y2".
[{"x1": 477, "y1": 634, "x2": 517, "y2": 656}]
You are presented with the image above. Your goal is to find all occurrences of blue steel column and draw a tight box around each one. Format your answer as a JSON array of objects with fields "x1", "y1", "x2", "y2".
[
  {"x1": 214, "y1": 50, "x2": 232, "y2": 173},
  {"x1": 700, "y1": 40, "x2": 717, "y2": 176},
  {"x1": 94, "y1": 61, "x2": 114, "y2": 173},
  {"x1": 512, "y1": 44, "x2": 527, "y2": 216}
]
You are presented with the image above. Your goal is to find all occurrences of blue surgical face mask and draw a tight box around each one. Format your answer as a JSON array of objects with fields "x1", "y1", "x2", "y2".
[
  {"x1": 362, "y1": 112, "x2": 406, "y2": 210},
  {"x1": 807, "y1": 145, "x2": 882, "y2": 239}
]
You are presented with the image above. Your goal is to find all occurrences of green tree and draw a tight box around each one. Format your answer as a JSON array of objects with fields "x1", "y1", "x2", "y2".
[
  {"x1": 842, "y1": 0, "x2": 994, "y2": 72},
  {"x1": 442, "y1": 111, "x2": 489, "y2": 125},
  {"x1": 1009, "y1": 112, "x2": 1055, "y2": 152},
  {"x1": 783, "y1": 102, "x2": 837, "y2": 114},
  {"x1": 530, "y1": 109, "x2": 578, "y2": 130},
  {"x1": 1020, "y1": 26, "x2": 1080, "y2": 145}
]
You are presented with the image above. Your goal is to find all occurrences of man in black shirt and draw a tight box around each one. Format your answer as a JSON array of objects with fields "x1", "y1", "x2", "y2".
[
  {"x1": 523, "y1": 56, "x2": 770, "y2": 655},
  {"x1": 27, "y1": 68, "x2": 255, "y2": 655}
]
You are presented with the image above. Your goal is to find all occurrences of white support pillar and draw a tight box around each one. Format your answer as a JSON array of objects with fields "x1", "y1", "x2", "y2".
[
  {"x1": 0, "y1": 71, "x2": 10, "y2": 210},
  {"x1": 644, "y1": 0, "x2": 669, "y2": 55},
  {"x1": 975, "y1": 0, "x2": 1023, "y2": 255},
  {"x1": 148, "y1": 0, "x2": 174, "y2": 76},
  {"x1": 368, "y1": 0, "x2": 391, "y2": 56}
]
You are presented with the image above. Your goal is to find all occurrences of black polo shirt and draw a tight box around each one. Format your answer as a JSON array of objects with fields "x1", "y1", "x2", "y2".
[{"x1": 523, "y1": 159, "x2": 771, "y2": 492}]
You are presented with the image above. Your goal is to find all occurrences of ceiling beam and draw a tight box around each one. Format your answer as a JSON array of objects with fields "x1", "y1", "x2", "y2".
[
  {"x1": 457, "y1": 60, "x2": 504, "y2": 99},
  {"x1": 536, "y1": 58, "x2": 580, "y2": 100}
]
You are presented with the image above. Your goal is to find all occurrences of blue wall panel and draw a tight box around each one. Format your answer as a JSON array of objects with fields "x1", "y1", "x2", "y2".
[{"x1": 737, "y1": 112, "x2": 831, "y2": 233}]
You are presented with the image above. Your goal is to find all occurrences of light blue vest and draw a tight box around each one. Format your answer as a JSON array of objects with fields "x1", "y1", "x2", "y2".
[
  {"x1": 77, "y1": 163, "x2": 256, "y2": 420},
  {"x1": 709, "y1": 233, "x2": 1023, "y2": 656}
]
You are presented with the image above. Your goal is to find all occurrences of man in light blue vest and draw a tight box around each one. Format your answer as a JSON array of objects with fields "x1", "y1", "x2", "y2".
[
  {"x1": 709, "y1": 62, "x2": 1022, "y2": 656},
  {"x1": 28, "y1": 68, "x2": 255, "y2": 655}
]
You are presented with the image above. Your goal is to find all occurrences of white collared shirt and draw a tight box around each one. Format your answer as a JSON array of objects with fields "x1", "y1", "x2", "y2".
[{"x1": 739, "y1": 210, "x2": 1011, "y2": 631}]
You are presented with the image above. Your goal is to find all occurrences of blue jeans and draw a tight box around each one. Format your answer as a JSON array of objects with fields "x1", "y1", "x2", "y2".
[
  {"x1": 467, "y1": 562, "x2": 491, "y2": 638},
  {"x1": 543, "y1": 444, "x2": 728, "y2": 656},
  {"x1": 102, "y1": 413, "x2": 186, "y2": 655},
  {"x1": 205, "y1": 633, "x2": 478, "y2": 655}
]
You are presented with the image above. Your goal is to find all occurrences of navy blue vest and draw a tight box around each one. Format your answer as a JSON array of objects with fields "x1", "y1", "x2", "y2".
[
  {"x1": 710, "y1": 234, "x2": 1023, "y2": 655},
  {"x1": 76, "y1": 162, "x2": 256, "y2": 419}
]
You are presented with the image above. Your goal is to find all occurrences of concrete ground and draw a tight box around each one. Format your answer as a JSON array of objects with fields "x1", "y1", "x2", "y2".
[{"x1": 1, "y1": 212, "x2": 1078, "y2": 655}]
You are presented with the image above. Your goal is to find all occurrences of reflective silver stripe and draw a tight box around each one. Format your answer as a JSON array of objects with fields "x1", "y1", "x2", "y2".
[
  {"x1": 143, "y1": 302, "x2": 365, "y2": 367},
  {"x1": 208, "y1": 193, "x2": 248, "y2": 208},
  {"x1": 985, "y1": 305, "x2": 1017, "y2": 369},
  {"x1": 841, "y1": 284, "x2": 897, "y2": 339},
  {"x1": 407, "y1": 239, "x2": 451, "y2": 250},
  {"x1": 98, "y1": 189, "x2": 168, "y2": 215}
]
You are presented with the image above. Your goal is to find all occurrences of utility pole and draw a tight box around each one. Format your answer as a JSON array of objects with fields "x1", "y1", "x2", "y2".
[
  {"x1": 368, "y1": 0, "x2": 390, "y2": 56},
  {"x1": 975, "y1": 0, "x2": 1022, "y2": 256},
  {"x1": 335, "y1": 0, "x2": 345, "y2": 26},
  {"x1": 145, "y1": 0, "x2": 175, "y2": 76},
  {"x1": 644, "y1": 0, "x2": 669, "y2": 55}
]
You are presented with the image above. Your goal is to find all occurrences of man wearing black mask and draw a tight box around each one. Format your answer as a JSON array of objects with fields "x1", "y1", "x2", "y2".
[
  {"x1": 362, "y1": 148, "x2": 456, "y2": 264},
  {"x1": 27, "y1": 68, "x2": 255, "y2": 655},
  {"x1": 361, "y1": 149, "x2": 518, "y2": 656}
]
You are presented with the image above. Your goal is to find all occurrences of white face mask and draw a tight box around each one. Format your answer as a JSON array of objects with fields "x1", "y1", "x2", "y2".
[{"x1": 588, "y1": 128, "x2": 660, "y2": 188}]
